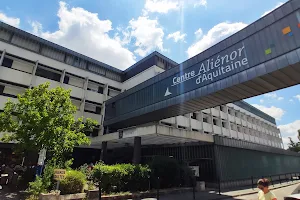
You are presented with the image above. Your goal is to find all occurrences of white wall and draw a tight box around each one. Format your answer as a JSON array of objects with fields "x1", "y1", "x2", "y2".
[{"x1": 122, "y1": 65, "x2": 165, "y2": 90}]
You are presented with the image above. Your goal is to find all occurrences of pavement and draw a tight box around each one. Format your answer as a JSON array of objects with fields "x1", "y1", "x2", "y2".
[
  {"x1": 138, "y1": 180, "x2": 300, "y2": 200},
  {"x1": 1, "y1": 180, "x2": 300, "y2": 200}
]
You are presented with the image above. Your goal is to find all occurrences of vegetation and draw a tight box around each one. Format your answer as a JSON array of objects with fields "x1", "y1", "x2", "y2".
[
  {"x1": 92, "y1": 162, "x2": 150, "y2": 194},
  {"x1": 288, "y1": 136, "x2": 300, "y2": 153},
  {"x1": 0, "y1": 82, "x2": 97, "y2": 165},
  {"x1": 60, "y1": 170, "x2": 86, "y2": 195}
]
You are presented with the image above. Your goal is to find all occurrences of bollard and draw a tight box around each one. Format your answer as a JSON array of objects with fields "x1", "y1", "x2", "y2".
[
  {"x1": 192, "y1": 176, "x2": 196, "y2": 200},
  {"x1": 285, "y1": 174, "x2": 288, "y2": 183},
  {"x1": 270, "y1": 176, "x2": 274, "y2": 187},
  {"x1": 218, "y1": 178, "x2": 221, "y2": 195},
  {"x1": 98, "y1": 179, "x2": 101, "y2": 200},
  {"x1": 157, "y1": 176, "x2": 160, "y2": 200},
  {"x1": 193, "y1": 184, "x2": 195, "y2": 200},
  {"x1": 251, "y1": 176, "x2": 254, "y2": 190},
  {"x1": 279, "y1": 175, "x2": 281, "y2": 184}
]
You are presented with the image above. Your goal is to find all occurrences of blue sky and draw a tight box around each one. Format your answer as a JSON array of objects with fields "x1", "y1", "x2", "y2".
[{"x1": 0, "y1": 0, "x2": 299, "y2": 147}]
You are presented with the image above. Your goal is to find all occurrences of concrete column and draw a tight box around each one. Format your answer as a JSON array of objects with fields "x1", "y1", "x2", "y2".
[
  {"x1": 226, "y1": 106, "x2": 232, "y2": 138},
  {"x1": 29, "y1": 60, "x2": 39, "y2": 89},
  {"x1": 100, "y1": 141, "x2": 107, "y2": 163},
  {"x1": 60, "y1": 69, "x2": 66, "y2": 84},
  {"x1": 133, "y1": 137, "x2": 141, "y2": 164},
  {"x1": 100, "y1": 84, "x2": 109, "y2": 135},
  {"x1": 80, "y1": 77, "x2": 89, "y2": 115},
  {"x1": 188, "y1": 113, "x2": 192, "y2": 131},
  {"x1": 0, "y1": 49, "x2": 6, "y2": 66},
  {"x1": 199, "y1": 112, "x2": 204, "y2": 134}
]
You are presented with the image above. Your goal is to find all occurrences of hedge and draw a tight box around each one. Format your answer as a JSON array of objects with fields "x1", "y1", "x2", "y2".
[{"x1": 92, "y1": 163, "x2": 150, "y2": 193}]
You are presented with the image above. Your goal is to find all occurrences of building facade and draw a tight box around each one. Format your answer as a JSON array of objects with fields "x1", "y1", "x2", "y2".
[{"x1": 0, "y1": 21, "x2": 283, "y2": 149}]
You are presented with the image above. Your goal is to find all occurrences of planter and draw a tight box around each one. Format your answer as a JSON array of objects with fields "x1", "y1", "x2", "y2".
[
  {"x1": 59, "y1": 193, "x2": 86, "y2": 200},
  {"x1": 39, "y1": 193, "x2": 86, "y2": 200}
]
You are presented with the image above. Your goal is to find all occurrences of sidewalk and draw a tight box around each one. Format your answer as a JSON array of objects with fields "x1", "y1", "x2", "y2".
[
  {"x1": 154, "y1": 180, "x2": 300, "y2": 200},
  {"x1": 221, "y1": 180, "x2": 300, "y2": 197}
]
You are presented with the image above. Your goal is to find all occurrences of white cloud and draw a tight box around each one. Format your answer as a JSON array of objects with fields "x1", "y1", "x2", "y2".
[
  {"x1": 167, "y1": 31, "x2": 186, "y2": 42},
  {"x1": 0, "y1": 12, "x2": 20, "y2": 27},
  {"x1": 259, "y1": 99, "x2": 264, "y2": 103},
  {"x1": 194, "y1": 0, "x2": 207, "y2": 7},
  {"x1": 294, "y1": 95, "x2": 300, "y2": 101},
  {"x1": 261, "y1": 2, "x2": 284, "y2": 17},
  {"x1": 143, "y1": 0, "x2": 207, "y2": 15},
  {"x1": 29, "y1": 21, "x2": 43, "y2": 35},
  {"x1": 194, "y1": 28, "x2": 203, "y2": 39},
  {"x1": 252, "y1": 104, "x2": 285, "y2": 120},
  {"x1": 278, "y1": 120, "x2": 300, "y2": 149},
  {"x1": 264, "y1": 92, "x2": 284, "y2": 101},
  {"x1": 289, "y1": 99, "x2": 294, "y2": 103},
  {"x1": 144, "y1": 0, "x2": 180, "y2": 14},
  {"x1": 187, "y1": 22, "x2": 247, "y2": 58},
  {"x1": 31, "y1": 1, "x2": 135, "y2": 70},
  {"x1": 127, "y1": 16, "x2": 165, "y2": 57}
]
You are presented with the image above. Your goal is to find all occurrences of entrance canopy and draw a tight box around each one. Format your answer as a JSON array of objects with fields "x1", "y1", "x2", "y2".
[
  {"x1": 105, "y1": 0, "x2": 300, "y2": 129},
  {"x1": 90, "y1": 124, "x2": 213, "y2": 149}
]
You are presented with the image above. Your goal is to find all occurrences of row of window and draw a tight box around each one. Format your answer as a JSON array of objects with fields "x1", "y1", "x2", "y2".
[
  {"x1": 0, "y1": 30, "x2": 122, "y2": 82},
  {"x1": 1, "y1": 56, "x2": 122, "y2": 97}
]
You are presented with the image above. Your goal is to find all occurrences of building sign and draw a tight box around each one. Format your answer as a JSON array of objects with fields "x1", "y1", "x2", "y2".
[
  {"x1": 163, "y1": 44, "x2": 249, "y2": 98},
  {"x1": 189, "y1": 166, "x2": 199, "y2": 177},
  {"x1": 53, "y1": 169, "x2": 66, "y2": 181}
]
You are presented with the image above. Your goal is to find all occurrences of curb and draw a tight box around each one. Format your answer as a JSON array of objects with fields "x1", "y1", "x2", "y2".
[{"x1": 217, "y1": 181, "x2": 300, "y2": 199}]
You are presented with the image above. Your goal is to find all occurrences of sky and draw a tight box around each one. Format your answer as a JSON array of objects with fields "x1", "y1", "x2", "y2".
[{"x1": 0, "y1": 0, "x2": 299, "y2": 148}]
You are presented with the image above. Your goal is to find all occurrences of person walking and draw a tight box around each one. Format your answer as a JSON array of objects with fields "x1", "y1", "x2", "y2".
[{"x1": 257, "y1": 178, "x2": 277, "y2": 200}]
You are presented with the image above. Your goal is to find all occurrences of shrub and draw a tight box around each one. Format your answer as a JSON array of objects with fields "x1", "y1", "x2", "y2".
[
  {"x1": 27, "y1": 176, "x2": 47, "y2": 196},
  {"x1": 59, "y1": 170, "x2": 86, "y2": 195},
  {"x1": 92, "y1": 163, "x2": 150, "y2": 194}
]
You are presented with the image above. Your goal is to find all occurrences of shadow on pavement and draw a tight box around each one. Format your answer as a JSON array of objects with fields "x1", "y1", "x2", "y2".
[
  {"x1": 0, "y1": 187, "x2": 20, "y2": 200},
  {"x1": 143, "y1": 190, "x2": 235, "y2": 200}
]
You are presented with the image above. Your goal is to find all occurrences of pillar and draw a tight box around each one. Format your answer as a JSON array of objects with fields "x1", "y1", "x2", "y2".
[
  {"x1": 100, "y1": 84, "x2": 109, "y2": 135},
  {"x1": 0, "y1": 49, "x2": 6, "y2": 66},
  {"x1": 100, "y1": 141, "x2": 107, "y2": 163},
  {"x1": 80, "y1": 77, "x2": 89, "y2": 115},
  {"x1": 29, "y1": 60, "x2": 39, "y2": 88},
  {"x1": 133, "y1": 137, "x2": 141, "y2": 164},
  {"x1": 60, "y1": 69, "x2": 66, "y2": 84}
]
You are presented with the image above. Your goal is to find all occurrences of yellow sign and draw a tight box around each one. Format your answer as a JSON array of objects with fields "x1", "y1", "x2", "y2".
[{"x1": 53, "y1": 169, "x2": 66, "y2": 181}]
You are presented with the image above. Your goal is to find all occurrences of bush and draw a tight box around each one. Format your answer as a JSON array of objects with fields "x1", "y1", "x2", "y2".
[
  {"x1": 59, "y1": 170, "x2": 86, "y2": 195},
  {"x1": 92, "y1": 163, "x2": 150, "y2": 194},
  {"x1": 27, "y1": 176, "x2": 47, "y2": 196}
]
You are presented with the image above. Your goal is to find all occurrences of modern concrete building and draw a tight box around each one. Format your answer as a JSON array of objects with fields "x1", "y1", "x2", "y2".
[{"x1": 1, "y1": 0, "x2": 300, "y2": 189}]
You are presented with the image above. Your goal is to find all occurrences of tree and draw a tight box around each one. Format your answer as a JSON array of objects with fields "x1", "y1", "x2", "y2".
[
  {"x1": 0, "y1": 82, "x2": 97, "y2": 165},
  {"x1": 287, "y1": 136, "x2": 300, "y2": 153}
]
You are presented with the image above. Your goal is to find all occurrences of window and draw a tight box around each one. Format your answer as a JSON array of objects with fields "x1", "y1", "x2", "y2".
[
  {"x1": 36, "y1": 67, "x2": 61, "y2": 82},
  {"x1": 98, "y1": 87, "x2": 103, "y2": 94},
  {"x1": 95, "y1": 106, "x2": 101, "y2": 114},
  {"x1": 63, "y1": 76, "x2": 70, "y2": 84},
  {"x1": 203, "y1": 116, "x2": 208, "y2": 123},
  {"x1": 213, "y1": 119, "x2": 217, "y2": 126},
  {"x1": 0, "y1": 85, "x2": 4, "y2": 94},
  {"x1": 191, "y1": 113, "x2": 197, "y2": 119},
  {"x1": 222, "y1": 122, "x2": 226, "y2": 128},
  {"x1": 2, "y1": 57, "x2": 13, "y2": 68},
  {"x1": 92, "y1": 128, "x2": 99, "y2": 137}
]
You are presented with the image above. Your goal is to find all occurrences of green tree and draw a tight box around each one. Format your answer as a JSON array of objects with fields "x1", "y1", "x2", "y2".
[
  {"x1": 0, "y1": 82, "x2": 97, "y2": 165},
  {"x1": 288, "y1": 135, "x2": 300, "y2": 153}
]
